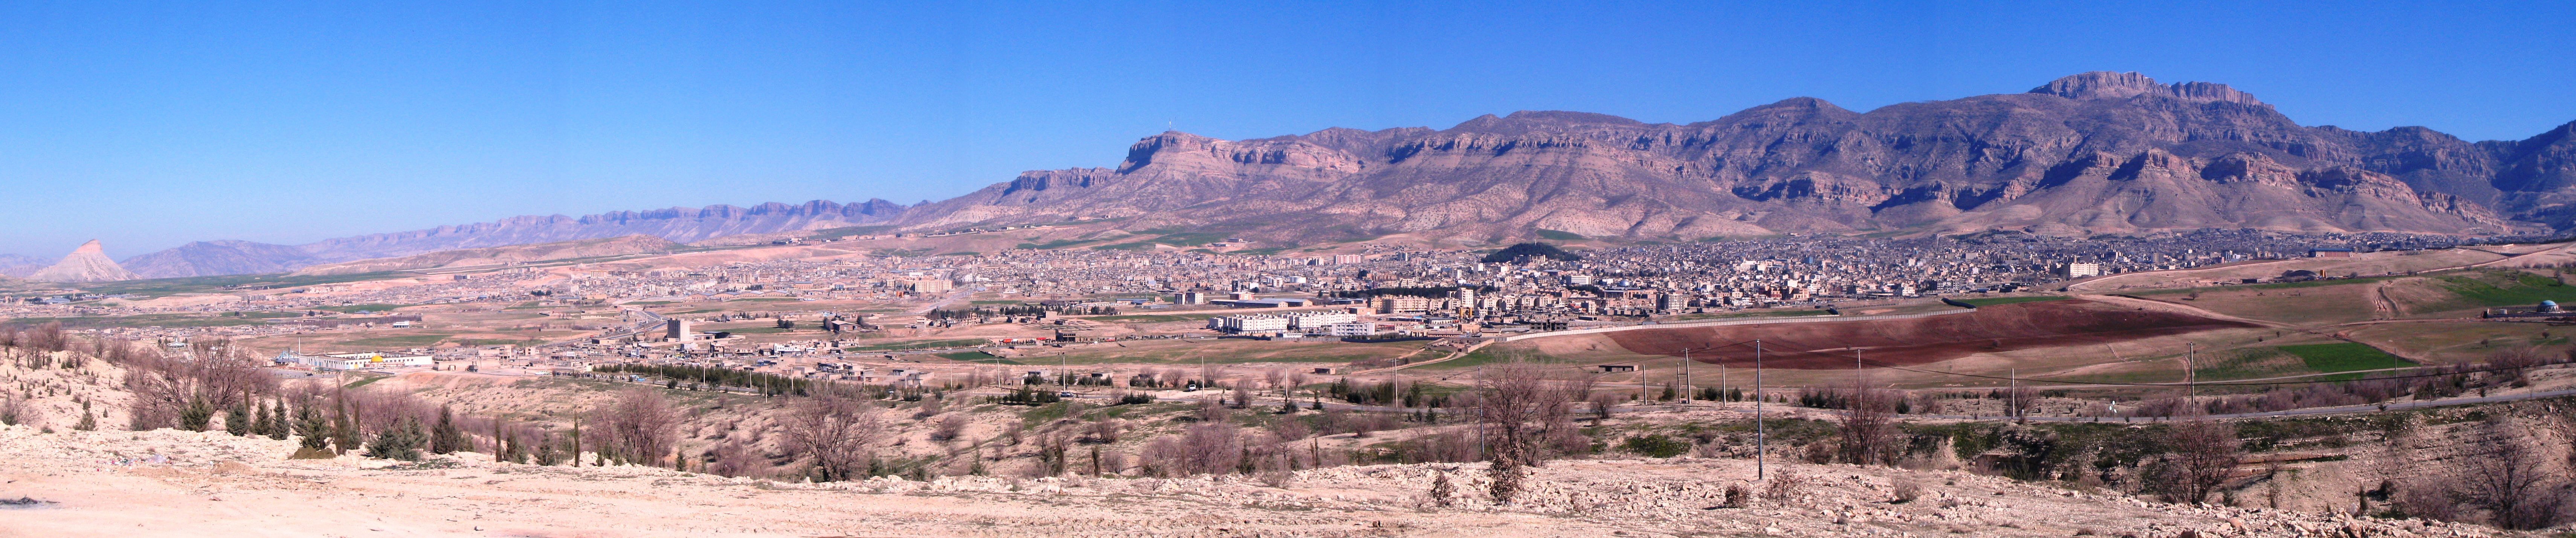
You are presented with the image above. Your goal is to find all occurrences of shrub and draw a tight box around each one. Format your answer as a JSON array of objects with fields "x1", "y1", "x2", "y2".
[
  {"x1": 1621, "y1": 434, "x2": 1689, "y2": 458},
  {"x1": 1891, "y1": 479, "x2": 1924, "y2": 504},
  {"x1": 1763, "y1": 472, "x2": 1808, "y2": 504}
]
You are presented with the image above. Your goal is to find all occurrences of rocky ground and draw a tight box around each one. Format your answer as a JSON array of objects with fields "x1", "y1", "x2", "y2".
[{"x1": 0, "y1": 424, "x2": 2521, "y2": 538}]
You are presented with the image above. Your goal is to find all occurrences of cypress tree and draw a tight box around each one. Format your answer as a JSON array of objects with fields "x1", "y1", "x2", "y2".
[
  {"x1": 569, "y1": 419, "x2": 583, "y2": 467},
  {"x1": 224, "y1": 401, "x2": 253, "y2": 436}
]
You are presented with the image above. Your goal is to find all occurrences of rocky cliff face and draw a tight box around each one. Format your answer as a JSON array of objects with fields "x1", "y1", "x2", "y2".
[
  {"x1": 28, "y1": 240, "x2": 141, "y2": 283},
  {"x1": 113, "y1": 199, "x2": 908, "y2": 278},
  {"x1": 896, "y1": 72, "x2": 2561, "y2": 243}
]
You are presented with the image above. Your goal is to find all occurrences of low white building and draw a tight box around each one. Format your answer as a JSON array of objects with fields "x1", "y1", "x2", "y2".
[{"x1": 274, "y1": 350, "x2": 434, "y2": 371}]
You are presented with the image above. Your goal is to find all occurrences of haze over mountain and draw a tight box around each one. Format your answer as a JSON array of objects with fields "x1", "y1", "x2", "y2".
[{"x1": 30, "y1": 71, "x2": 2576, "y2": 279}]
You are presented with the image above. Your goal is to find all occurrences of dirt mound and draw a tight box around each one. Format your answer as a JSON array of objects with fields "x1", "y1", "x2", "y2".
[{"x1": 1606, "y1": 299, "x2": 2258, "y2": 369}]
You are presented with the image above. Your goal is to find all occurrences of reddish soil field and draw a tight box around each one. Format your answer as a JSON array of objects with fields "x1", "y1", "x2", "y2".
[{"x1": 1604, "y1": 299, "x2": 2259, "y2": 369}]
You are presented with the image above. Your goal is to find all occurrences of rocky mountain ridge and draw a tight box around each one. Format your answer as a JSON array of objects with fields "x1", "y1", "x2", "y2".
[{"x1": 896, "y1": 71, "x2": 2566, "y2": 245}]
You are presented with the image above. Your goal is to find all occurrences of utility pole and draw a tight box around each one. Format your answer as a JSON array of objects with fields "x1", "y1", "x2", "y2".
[
  {"x1": 2185, "y1": 341, "x2": 2197, "y2": 403},
  {"x1": 1681, "y1": 346, "x2": 1692, "y2": 403},
  {"x1": 1755, "y1": 339, "x2": 1766, "y2": 480}
]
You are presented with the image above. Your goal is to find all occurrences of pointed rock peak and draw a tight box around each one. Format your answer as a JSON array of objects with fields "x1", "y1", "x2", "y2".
[
  {"x1": 2031, "y1": 71, "x2": 2265, "y2": 106},
  {"x1": 29, "y1": 239, "x2": 140, "y2": 283},
  {"x1": 1754, "y1": 96, "x2": 1846, "y2": 112}
]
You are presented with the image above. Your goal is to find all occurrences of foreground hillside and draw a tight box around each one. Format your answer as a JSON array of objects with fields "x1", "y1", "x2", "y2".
[{"x1": 0, "y1": 425, "x2": 2510, "y2": 538}]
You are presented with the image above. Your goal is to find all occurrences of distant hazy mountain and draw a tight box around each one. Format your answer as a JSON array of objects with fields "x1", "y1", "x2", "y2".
[
  {"x1": 289, "y1": 235, "x2": 683, "y2": 276},
  {"x1": 118, "y1": 199, "x2": 907, "y2": 278},
  {"x1": 121, "y1": 240, "x2": 320, "y2": 279},
  {"x1": 896, "y1": 71, "x2": 2567, "y2": 243},
  {"x1": 0, "y1": 254, "x2": 44, "y2": 278},
  {"x1": 29, "y1": 240, "x2": 142, "y2": 283}
]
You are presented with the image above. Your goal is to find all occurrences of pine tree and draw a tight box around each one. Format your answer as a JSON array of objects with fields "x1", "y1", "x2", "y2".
[
  {"x1": 293, "y1": 405, "x2": 330, "y2": 450},
  {"x1": 250, "y1": 402, "x2": 272, "y2": 437},
  {"x1": 224, "y1": 401, "x2": 253, "y2": 436},
  {"x1": 73, "y1": 399, "x2": 97, "y2": 431},
  {"x1": 178, "y1": 397, "x2": 215, "y2": 431},
  {"x1": 365, "y1": 416, "x2": 426, "y2": 462},
  {"x1": 430, "y1": 405, "x2": 467, "y2": 454},
  {"x1": 265, "y1": 401, "x2": 290, "y2": 440}
]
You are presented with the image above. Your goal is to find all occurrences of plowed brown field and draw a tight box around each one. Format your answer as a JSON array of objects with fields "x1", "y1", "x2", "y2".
[{"x1": 1605, "y1": 299, "x2": 2258, "y2": 369}]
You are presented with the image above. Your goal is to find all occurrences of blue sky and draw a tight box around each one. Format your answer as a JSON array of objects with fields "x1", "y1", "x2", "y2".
[{"x1": 2, "y1": 1, "x2": 2571, "y2": 259}]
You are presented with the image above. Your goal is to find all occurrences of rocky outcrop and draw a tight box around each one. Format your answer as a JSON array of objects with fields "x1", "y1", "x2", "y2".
[
  {"x1": 892, "y1": 72, "x2": 2548, "y2": 243},
  {"x1": 27, "y1": 240, "x2": 141, "y2": 283}
]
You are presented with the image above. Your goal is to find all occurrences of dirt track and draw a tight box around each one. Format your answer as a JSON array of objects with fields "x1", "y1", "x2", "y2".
[{"x1": 1605, "y1": 299, "x2": 2259, "y2": 369}]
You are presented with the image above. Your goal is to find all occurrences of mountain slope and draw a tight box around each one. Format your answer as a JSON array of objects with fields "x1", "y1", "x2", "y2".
[
  {"x1": 0, "y1": 254, "x2": 44, "y2": 278},
  {"x1": 896, "y1": 72, "x2": 2556, "y2": 243},
  {"x1": 119, "y1": 240, "x2": 320, "y2": 279},
  {"x1": 288, "y1": 234, "x2": 683, "y2": 276},
  {"x1": 27, "y1": 240, "x2": 141, "y2": 283}
]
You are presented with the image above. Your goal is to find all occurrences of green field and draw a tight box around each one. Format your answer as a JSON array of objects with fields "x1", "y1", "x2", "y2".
[
  {"x1": 3, "y1": 314, "x2": 271, "y2": 329},
  {"x1": 2275, "y1": 342, "x2": 2415, "y2": 373},
  {"x1": 2431, "y1": 272, "x2": 2576, "y2": 309},
  {"x1": 318, "y1": 304, "x2": 412, "y2": 313},
  {"x1": 935, "y1": 350, "x2": 1018, "y2": 363},
  {"x1": 1534, "y1": 229, "x2": 1587, "y2": 241},
  {"x1": 340, "y1": 333, "x2": 455, "y2": 347},
  {"x1": 29, "y1": 271, "x2": 407, "y2": 298},
  {"x1": 1955, "y1": 296, "x2": 2069, "y2": 307},
  {"x1": 842, "y1": 338, "x2": 989, "y2": 353}
]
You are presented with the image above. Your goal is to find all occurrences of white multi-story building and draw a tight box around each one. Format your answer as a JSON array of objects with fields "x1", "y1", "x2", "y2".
[
  {"x1": 1322, "y1": 322, "x2": 1381, "y2": 337},
  {"x1": 1207, "y1": 314, "x2": 1291, "y2": 334},
  {"x1": 1284, "y1": 311, "x2": 1358, "y2": 329}
]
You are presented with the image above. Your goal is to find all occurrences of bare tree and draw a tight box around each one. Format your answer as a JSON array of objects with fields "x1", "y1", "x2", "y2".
[
  {"x1": 600, "y1": 387, "x2": 680, "y2": 468},
  {"x1": 1837, "y1": 385, "x2": 1898, "y2": 465},
  {"x1": 930, "y1": 413, "x2": 968, "y2": 441},
  {"x1": 2456, "y1": 420, "x2": 2570, "y2": 529},
  {"x1": 2159, "y1": 417, "x2": 2240, "y2": 504},
  {"x1": 1473, "y1": 359, "x2": 1585, "y2": 504},
  {"x1": 780, "y1": 394, "x2": 883, "y2": 481}
]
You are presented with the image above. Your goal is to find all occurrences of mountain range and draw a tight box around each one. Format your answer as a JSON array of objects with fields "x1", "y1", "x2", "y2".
[{"x1": 19, "y1": 71, "x2": 2576, "y2": 280}]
